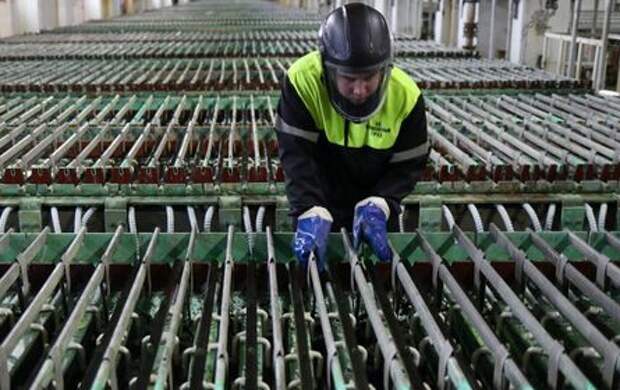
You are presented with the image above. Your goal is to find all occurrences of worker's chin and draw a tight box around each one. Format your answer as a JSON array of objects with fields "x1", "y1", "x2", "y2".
[{"x1": 347, "y1": 97, "x2": 368, "y2": 105}]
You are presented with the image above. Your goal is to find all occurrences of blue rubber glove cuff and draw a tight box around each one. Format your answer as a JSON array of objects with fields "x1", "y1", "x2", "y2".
[
  {"x1": 293, "y1": 207, "x2": 332, "y2": 272},
  {"x1": 353, "y1": 197, "x2": 393, "y2": 262}
]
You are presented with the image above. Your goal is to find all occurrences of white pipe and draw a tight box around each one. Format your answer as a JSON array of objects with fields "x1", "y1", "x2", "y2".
[
  {"x1": 598, "y1": 203, "x2": 608, "y2": 231},
  {"x1": 166, "y1": 206, "x2": 175, "y2": 233},
  {"x1": 81, "y1": 207, "x2": 96, "y2": 229},
  {"x1": 0, "y1": 207, "x2": 12, "y2": 233},
  {"x1": 545, "y1": 204, "x2": 557, "y2": 231},
  {"x1": 243, "y1": 206, "x2": 254, "y2": 253},
  {"x1": 495, "y1": 205, "x2": 514, "y2": 232},
  {"x1": 203, "y1": 205, "x2": 215, "y2": 232},
  {"x1": 522, "y1": 203, "x2": 542, "y2": 232},
  {"x1": 51, "y1": 207, "x2": 62, "y2": 233},
  {"x1": 398, "y1": 205, "x2": 405, "y2": 233},
  {"x1": 255, "y1": 206, "x2": 266, "y2": 233},
  {"x1": 596, "y1": 0, "x2": 614, "y2": 90},
  {"x1": 584, "y1": 204, "x2": 598, "y2": 232},
  {"x1": 128, "y1": 206, "x2": 137, "y2": 233},
  {"x1": 442, "y1": 205, "x2": 455, "y2": 231},
  {"x1": 187, "y1": 206, "x2": 199, "y2": 232},
  {"x1": 74, "y1": 207, "x2": 82, "y2": 233},
  {"x1": 467, "y1": 203, "x2": 484, "y2": 233}
]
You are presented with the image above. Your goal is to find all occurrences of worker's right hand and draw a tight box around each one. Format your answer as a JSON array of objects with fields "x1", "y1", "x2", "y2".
[{"x1": 292, "y1": 206, "x2": 333, "y2": 272}]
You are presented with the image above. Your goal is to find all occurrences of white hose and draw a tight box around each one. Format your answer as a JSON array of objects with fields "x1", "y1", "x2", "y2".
[
  {"x1": 81, "y1": 207, "x2": 96, "y2": 229},
  {"x1": 495, "y1": 204, "x2": 514, "y2": 232},
  {"x1": 255, "y1": 206, "x2": 266, "y2": 233},
  {"x1": 51, "y1": 207, "x2": 62, "y2": 233},
  {"x1": 187, "y1": 206, "x2": 199, "y2": 232},
  {"x1": 0, "y1": 207, "x2": 12, "y2": 233},
  {"x1": 203, "y1": 205, "x2": 215, "y2": 232},
  {"x1": 166, "y1": 206, "x2": 175, "y2": 233},
  {"x1": 545, "y1": 204, "x2": 557, "y2": 231},
  {"x1": 398, "y1": 205, "x2": 405, "y2": 233},
  {"x1": 522, "y1": 203, "x2": 542, "y2": 232},
  {"x1": 467, "y1": 203, "x2": 484, "y2": 233},
  {"x1": 584, "y1": 203, "x2": 598, "y2": 232},
  {"x1": 243, "y1": 206, "x2": 254, "y2": 253},
  {"x1": 598, "y1": 203, "x2": 608, "y2": 231},
  {"x1": 442, "y1": 205, "x2": 455, "y2": 232},
  {"x1": 74, "y1": 207, "x2": 82, "y2": 233},
  {"x1": 128, "y1": 206, "x2": 137, "y2": 234}
]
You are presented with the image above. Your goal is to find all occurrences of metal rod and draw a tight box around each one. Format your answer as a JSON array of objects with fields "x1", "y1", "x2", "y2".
[
  {"x1": 90, "y1": 228, "x2": 159, "y2": 388},
  {"x1": 490, "y1": 224, "x2": 620, "y2": 388},
  {"x1": 340, "y1": 228, "x2": 412, "y2": 390},
  {"x1": 417, "y1": 230, "x2": 531, "y2": 390},
  {"x1": 528, "y1": 229, "x2": 620, "y2": 323},
  {"x1": 266, "y1": 227, "x2": 286, "y2": 390},
  {"x1": 452, "y1": 224, "x2": 594, "y2": 389},
  {"x1": 213, "y1": 225, "x2": 235, "y2": 388}
]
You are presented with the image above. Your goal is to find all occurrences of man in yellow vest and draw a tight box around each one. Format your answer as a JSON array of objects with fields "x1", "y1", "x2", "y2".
[{"x1": 276, "y1": 3, "x2": 428, "y2": 270}]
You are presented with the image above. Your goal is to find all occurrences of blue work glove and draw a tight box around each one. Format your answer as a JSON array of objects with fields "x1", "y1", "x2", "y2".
[
  {"x1": 353, "y1": 197, "x2": 393, "y2": 262},
  {"x1": 293, "y1": 206, "x2": 333, "y2": 272}
]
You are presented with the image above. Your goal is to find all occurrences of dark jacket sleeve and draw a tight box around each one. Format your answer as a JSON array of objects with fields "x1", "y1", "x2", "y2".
[
  {"x1": 276, "y1": 75, "x2": 327, "y2": 217},
  {"x1": 373, "y1": 95, "x2": 429, "y2": 216}
]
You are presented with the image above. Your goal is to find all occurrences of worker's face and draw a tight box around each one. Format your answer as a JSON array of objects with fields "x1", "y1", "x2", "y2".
[{"x1": 334, "y1": 70, "x2": 382, "y2": 105}]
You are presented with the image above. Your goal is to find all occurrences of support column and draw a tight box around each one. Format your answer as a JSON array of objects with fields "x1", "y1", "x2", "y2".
[
  {"x1": 14, "y1": 0, "x2": 41, "y2": 34},
  {"x1": 591, "y1": 0, "x2": 599, "y2": 37},
  {"x1": 488, "y1": 0, "x2": 496, "y2": 58},
  {"x1": 0, "y1": 0, "x2": 15, "y2": 38},
  {"x1": 58, "y1": 0, "x2": 75, "y2": 26},
  {"x1": 39, "y1": 0, "x2": 59, "y2": 30},
  {"x1": 460, "y1": 0, "x2": 478, "y2": 50},
  {"x1": 450, "y1": 0, "x2": 459, "y2": 47},
  {"x1": 568, "y1": 0, "x2": 582, "y2": 77},
  {"x1": 506, "y1": 0, "x2": 513, "y2": 61},
  {"x1": 389, "y1": 0, "x2": 398, "y2": 33},
  {"x1": 413, "y1": 0, "x2": 423, "y2": 38},
  {"x1": 596, "y1": 0, "x2": 614, "y2": 91},
  {"x1": 84, "y1": 0, "x2": 104, "y2": 20}
]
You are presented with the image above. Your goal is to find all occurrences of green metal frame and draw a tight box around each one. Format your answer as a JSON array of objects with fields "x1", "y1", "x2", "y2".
[{"x1": 0, "y1": 231, "x2": 617, "y2": 265}]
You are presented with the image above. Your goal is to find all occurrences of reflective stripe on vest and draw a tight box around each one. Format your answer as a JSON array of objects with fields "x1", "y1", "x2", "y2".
[{"x1": 287, "y1": 51, "x2": 421, "y2": 150}]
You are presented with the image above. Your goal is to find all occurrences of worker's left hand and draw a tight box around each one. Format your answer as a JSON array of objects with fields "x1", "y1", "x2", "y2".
[{"x1": 353, "y1": 197, "x2": 393, "y2": 262}]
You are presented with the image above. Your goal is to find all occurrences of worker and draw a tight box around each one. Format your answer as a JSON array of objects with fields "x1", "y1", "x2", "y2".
[{"x1": 276, "y1": 2, "x2": 428, "y2": 271}]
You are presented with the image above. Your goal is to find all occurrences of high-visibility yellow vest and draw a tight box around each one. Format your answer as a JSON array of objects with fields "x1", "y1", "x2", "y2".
[{"x1": 286, "y1": 51, "x2": 422, "y2": 150}]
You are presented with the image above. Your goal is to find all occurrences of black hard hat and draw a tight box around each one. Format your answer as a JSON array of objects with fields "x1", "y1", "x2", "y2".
[{"x1": 319, "y1": 3, "x2": 393, "y2": 122}]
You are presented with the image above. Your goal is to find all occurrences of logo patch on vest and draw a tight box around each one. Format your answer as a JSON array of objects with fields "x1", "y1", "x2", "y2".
[{"x1": 368, "y1": 123, "x2": 390, "y2": 138}]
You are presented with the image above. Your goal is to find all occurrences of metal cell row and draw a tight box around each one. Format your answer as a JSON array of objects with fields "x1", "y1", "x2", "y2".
[
  {"x1": 0, "y1": 39, "x2": 471, "y2": 60},
  {"x1": 0, "y1": 30, "x2": 319, "y2": 44},
  {"x1": 1, "y1": 92, "x2": 619, "y2": 184},
  {"x1": 398, "y1": 57, "x2": 586, "y2": 89},
  {"x1": 51, "y1": 20, "x2": 321, "y2": 33},
  {"x1": 425, "y1": 92, "x2": 620, "y2": 181},
  {"x1": 0, "y1": 225, "x2": 617, "y2": 389},
  {"x1": 0, "y1": 94, "x2": 279, "y2": 185},
  {"x1": 0, "y1": 58, "x2": 293, "y2": 93},
  {"x1": 0, "y1": 57, "x2": 578, "y2": 93},
  {"x1": 0, "y1": 40, "x2": 317, "y2": 60}
]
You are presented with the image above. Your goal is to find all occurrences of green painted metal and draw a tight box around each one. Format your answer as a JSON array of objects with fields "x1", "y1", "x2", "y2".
[
  {"x1": 418, "y1": 195, "x2": 443, "y2": 231},
  {"x1": 18, "y1": 198, "x2": 41, "y2": 233},
  {"x1": 218, "y1": 196, "x2": 242, "y2": 229},
  {"x1": 104, "y1": 197, "x2": 127, "y2": 232},
  {"x1": 0, "y1": 180, "x2": 617, "y2": 200},
  {"x1": 0, "y1": 231, "x2": 617, "y2": 265}
]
